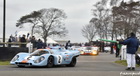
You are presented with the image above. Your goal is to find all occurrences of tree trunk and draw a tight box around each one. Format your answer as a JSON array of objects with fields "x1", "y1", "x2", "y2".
[
  {"x1": 31, "y1": 25, "x2": 35, "y2": 37},
  {"x1": 111, "y1": 15, "x2": 115, "y2": 54}
]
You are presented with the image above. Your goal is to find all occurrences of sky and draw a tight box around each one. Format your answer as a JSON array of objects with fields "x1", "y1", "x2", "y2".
[
  {"x1": 0, "y1": 0, "x2": 99, "y2": 43},
  {"x1": 1, "y1": 0, "x2": 139, "y2": 43}
]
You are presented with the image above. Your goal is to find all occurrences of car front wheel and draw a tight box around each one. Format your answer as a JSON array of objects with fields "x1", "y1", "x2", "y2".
[
  {"x1": 46, "y1": 56, "x2": 54, "y2": 68},
  {"x1": 66, "y1": 57, "x2": 77, "y2": 67}
]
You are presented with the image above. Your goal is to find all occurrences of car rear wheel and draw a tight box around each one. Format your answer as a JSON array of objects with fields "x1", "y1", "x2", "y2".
[
  {"x1": 136, "y1": 55, "x2": 140, "y2": 65},
  {"x1": 46, "y1": 56, "x2": 54, "y2": 68},
  {"x1": 66, "y1": 57, "x2": 77, "y2": 67}
]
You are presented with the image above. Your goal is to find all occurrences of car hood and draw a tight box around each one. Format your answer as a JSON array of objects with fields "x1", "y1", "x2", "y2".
[{"x1": 16, "y1": 53, "x2": 44, "y2": 62}]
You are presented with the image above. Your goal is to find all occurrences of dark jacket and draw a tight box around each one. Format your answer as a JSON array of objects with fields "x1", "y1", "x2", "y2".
[
  {"x1": 30, "y1": 39, "x2": 37, "y2": 48},
  {"x1": 20, "y1": 37, "x2": 26, "y2": 47},
  {"x1": 119, "y1": 36, "x2": 139, "y2": 54},
  {"x1": 37, "y1": 41, "x2": 43, "y2": 49},
  {"x1": 65, "y1": 42, "x2": 71, "y2": 49},
  {"x1": 20, "y1": 37, "x2": 26, "y2": 42}
]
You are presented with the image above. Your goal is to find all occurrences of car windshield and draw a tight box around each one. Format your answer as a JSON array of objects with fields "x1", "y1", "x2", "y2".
[
  {"x1": 31, "y1": 50, "x2": 49, "y2": 56},
  {"x1": 82, "y1": 47, "x2": 98, "y2": 50},
  {"x1": 86, "y1": 47, "x2": 92, "y2": 50},
  {"x1": 82, "y1": 47, "x2": 92, "y2": 50}
]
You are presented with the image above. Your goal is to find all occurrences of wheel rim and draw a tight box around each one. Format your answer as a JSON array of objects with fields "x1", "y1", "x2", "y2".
[
  {"x1": 47, "y1": 56, "x2": 53, "y2": 67},
  {"x1": 72, "y1": 58, "x2": 76, "y2": 65}
]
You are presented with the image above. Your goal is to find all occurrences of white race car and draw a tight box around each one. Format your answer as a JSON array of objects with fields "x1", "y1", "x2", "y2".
[{"x1": 80, "y1": 46, "x2": 99, "y2": 55}]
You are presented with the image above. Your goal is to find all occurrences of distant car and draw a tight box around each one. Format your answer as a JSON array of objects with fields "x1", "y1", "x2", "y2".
[
  {"x1": 104, "y1": 47, "x2": 111, "y2": 53},
  {"x1": 71, "y1": 46, "x2": 81, "y2": 50},
  {"x1": 80, "y1": 46, "x2": 99, "y2": 55},
  {"x1": 10, "y1": 48, "x2": 80, "y2": 68}
]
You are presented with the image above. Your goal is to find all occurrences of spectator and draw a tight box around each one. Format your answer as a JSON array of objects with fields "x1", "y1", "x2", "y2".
[
  {"x1": 37, "y1": 39, "x2": 43, "y2": 49},
  {"x1": 30, "y1": 36, "x2": 37, "y2": 51},
  {"x1": 115, "y1": 39, "x2": 121, "y2": 57},
  {"x1": 99, "y1": 41, "x2": 105, "y2": 52},
  {"x1": 119, "y1": 32, "x2": 139, "y2": 70},
  {"x1": 27, "y1": 33, "x2": 30, "y2": 39},
  {"x1": 101, "y1": 41, "x2": 105, "y2": 52},
  {"x1": 8, "y1": 36, "x2": 13, "y2": 47},
  {"x1": 20, "y1": 34, "x2": 26, "y2": 47},
  {"x1": 43, "y1": 42, "x2": 47, "y2": 49}
]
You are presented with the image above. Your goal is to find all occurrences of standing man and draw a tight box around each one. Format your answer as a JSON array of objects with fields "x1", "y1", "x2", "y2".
[
  {"x1": 8, "y1": 36, "x2": 13, "y2": 47},
  {"x1": 36, "y1": 39, "x2": 43, "y2": 49},
  {"x1": 65, "y1": 40, "x2": 71, "y2": 49},
  {"x1": 30, "y1": 36, "x2": 37, "y2": 51},
  {"x1": 119, "y1": 32, "x2": 139, "y2": 70},
  {"x1": 101, "y1": 41, "x2": 105, "y2": 52},
  {"x1": 20, "y1": 34, "x2": 26, "y2": 47},
  {"x1": 115, "y1": 39, "x2": 121, "y2": 57}
]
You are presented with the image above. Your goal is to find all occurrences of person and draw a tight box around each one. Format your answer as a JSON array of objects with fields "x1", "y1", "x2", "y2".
[
  {"x1": 30, "y1": 36, "x2": 37, "y2": 51},
  {"x1": 8, "y1": 36, "x2": 13, "y2": 47},
  {"x1": 101, "y1": 41, "x2": 105, "y2": 52},
  {"x1": 43, "y1": 42, "x2": 47, "y2": 49},
  {"x1": 20, "y1": 34, "x2": 27, "y2": 47},
  {"x1": 65, "y1": 40, "x2": 71, "y2": 49},
  {"x1": 36, "y1": 39, "x2": 43, "y2": 49},
  {"x1": 119, "y1": 32, "x2": 139, "y2": 70},
  {"x1": 115, "y1": 39, "x2": 121, "y2": 57}
]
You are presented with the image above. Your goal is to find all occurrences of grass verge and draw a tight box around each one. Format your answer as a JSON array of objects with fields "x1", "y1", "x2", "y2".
[
  {"x1": 115, "y1": 60, "x2": 140, "y2": 67},
  {"x1": 0, "y1": 61, "x2": 10, "y2": 65}
]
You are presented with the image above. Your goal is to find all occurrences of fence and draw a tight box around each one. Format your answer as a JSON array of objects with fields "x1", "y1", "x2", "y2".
[
  {"x1": 0, "y1": 42, "x2": 33, "y2": 60},
  {"x1": 0, "y1": 42, "x2": 28, "y2": 47},
  {"x1": 120, "y1": 45, "x2": 127, "y2": 60},
  {"x1": 0, "y1": 47, "x2": 28, "y2": 60}
]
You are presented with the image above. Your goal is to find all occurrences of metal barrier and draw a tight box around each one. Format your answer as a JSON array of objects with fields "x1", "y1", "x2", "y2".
[
  {"x1": 26, "y1": 42, "x2": 33, "y2": 53},
  {"x1": 0, "y1": 42, "x2": 33, "y2": 53},
  {"x1": 120, "y1": 45, "x2": 127, "y2": 60},
  {"x1": 0, "y1": 42, "x2": 28, "y2": 47},
  {"x1": 0, "y1": 47, "x2": 28, "y2": 60}
]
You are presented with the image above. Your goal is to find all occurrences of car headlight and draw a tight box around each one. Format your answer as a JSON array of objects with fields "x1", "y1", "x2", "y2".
[
  {"x1": 92, "y1": 51, "x2": 97, "y2": 54},
  {"x1": 80, "y1": 51, "x2": 84, "y2": 54},
  {"x1": 11, "y1": 55, "x2": 19, "y2": 62},
  {"x1": 34, "y1": 56, "x2": 45, "y2": 63}
]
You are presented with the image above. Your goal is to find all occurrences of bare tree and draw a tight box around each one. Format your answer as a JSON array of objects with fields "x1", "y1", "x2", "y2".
[
  {"x1": 35, "y1": 8, "x2": 68, "y2": 44},
  {"x1": 91, "y1": 0, "x2": 111, "y2": 39},
  {"x1": 90, "y1": 0, "x2": 140, "y2": 40},
  {"x1": 16, "y1": 11, "x2": 41, "y2": 36},
  {"x1": 16, "y1": 8, "x2": 68, "y2": 44},
  {"x1": 110, "y1": 0, "x2": 122, "y2": 6},
  {"x1": 82, "y1": 23, "x2": 97, "y2": 42},
  {"x1": 112, "y1": 1, "x2": 140, "y2": 38}
]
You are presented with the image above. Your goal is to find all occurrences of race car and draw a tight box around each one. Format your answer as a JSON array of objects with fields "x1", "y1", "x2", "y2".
[
  {"x1": 80, "y1": 46, "x2": 99, "y2": 55},
  {"x1": 10, "y1": 48, "x2": 80, "y2": 68}
]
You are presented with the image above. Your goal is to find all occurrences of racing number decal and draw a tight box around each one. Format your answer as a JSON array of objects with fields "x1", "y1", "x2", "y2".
[{"x1": 57, "y1": 55, "x2": 62, "y2": 64}]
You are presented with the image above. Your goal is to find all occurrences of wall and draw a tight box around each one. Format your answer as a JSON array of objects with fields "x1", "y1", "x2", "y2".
[{"x1": 0, "y1": 47, "x2": 28, "y2": 60}]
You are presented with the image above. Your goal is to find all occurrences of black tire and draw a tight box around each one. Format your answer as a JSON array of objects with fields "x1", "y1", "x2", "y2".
[
  {"x1": 46, "y1": 56, "x2": 54, "y2": 68},
  {"x1": 17, "y1": 65, "x2": 25, "y2": 67},
  {"x1": 136, "y1": 55, "x2": 140, "y2": 65},
  {"x1": 66, "y1": 57, "x2": 77, "y2": 67}
]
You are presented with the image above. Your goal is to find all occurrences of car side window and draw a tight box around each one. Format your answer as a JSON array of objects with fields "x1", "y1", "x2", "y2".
[{"x1": 39, "y1": 50, "x2": 49, "y2": 55}]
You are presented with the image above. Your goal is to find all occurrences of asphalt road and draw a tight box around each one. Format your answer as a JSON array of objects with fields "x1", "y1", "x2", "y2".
[{"x1": 0, "y1": 53, "x2": 140, "y2": 76}]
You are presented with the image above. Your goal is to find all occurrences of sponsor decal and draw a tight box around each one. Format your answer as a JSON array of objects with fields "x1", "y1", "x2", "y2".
[{"x1": 57, "y1": 55, "x2": 63, "y2": 64}]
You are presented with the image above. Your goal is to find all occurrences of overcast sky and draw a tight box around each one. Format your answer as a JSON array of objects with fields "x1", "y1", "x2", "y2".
[{"x1": 0, "y1": 0, "x2": 100, "y2": 43}]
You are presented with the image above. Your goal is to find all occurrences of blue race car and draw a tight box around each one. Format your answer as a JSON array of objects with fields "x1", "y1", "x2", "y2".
[{"x1": 10, "y1": 48, "x2": 80, "y2": 68}]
